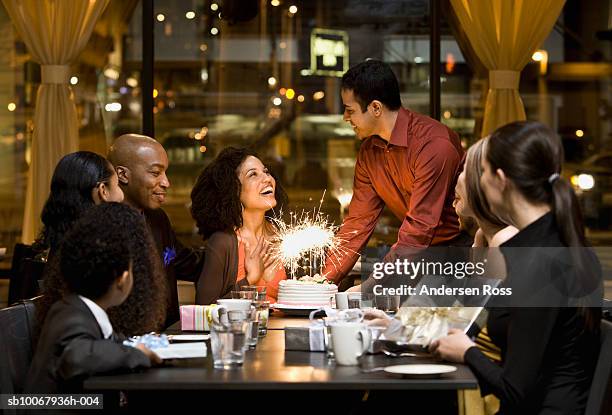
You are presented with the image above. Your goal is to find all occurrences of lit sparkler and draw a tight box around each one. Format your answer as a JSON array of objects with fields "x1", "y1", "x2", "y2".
[{"x1": 266, "y1": 191, "x2": 357, "y2": 279}]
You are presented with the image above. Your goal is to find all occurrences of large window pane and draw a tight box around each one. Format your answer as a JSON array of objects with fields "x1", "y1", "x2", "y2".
[{"x1": 124, "y1": 0, "x2": 433, "y2": 248}]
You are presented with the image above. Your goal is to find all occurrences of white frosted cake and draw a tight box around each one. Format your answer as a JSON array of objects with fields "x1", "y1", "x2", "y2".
[{"x1": 277, "y1": 275, "x2": 338, "y2": 306}]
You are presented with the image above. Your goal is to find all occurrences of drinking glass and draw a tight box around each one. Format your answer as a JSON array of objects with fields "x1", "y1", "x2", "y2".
[
  {"x1": 360, "y1": 293, "x2": 375, "y2": 308},
  {"x1": 227, "y1": 309, "x2": 258, "y2": 349},
  {"x1": 347, "y1": 293, "x2": 361, "y2": 309},
  {"x1": 255, "y1": 300, "x2": 270, "y2": 336},
  {"x1": 210, "y1": 320, "x2": 248, "y2": 369},
  {"x1": 323, "y1": 317, "x2": 335, "y2": 359},
  {"x1": 374, "y1": 294, "x2": 400, "y2": 315}
]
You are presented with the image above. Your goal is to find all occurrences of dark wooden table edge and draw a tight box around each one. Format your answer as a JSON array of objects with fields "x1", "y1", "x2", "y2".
[{"x1": 84, "y1": 379, "x2": 478, "y2": 391}]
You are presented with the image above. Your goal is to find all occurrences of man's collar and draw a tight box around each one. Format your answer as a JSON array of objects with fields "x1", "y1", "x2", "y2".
[{"x1": 388, "y1": 107, "x2": 409, "y2": 147}]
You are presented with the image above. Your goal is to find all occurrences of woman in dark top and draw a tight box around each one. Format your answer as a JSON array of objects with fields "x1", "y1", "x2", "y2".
[
  {"x1": 430, "y1": 121, "x2": 602, "y2": 414},
  {"x1": 39, "y1": 151, "x2": 124, "y2": 256},
  {"x1": 191, "y1": 147, "x2": 288, "y2": 304}
]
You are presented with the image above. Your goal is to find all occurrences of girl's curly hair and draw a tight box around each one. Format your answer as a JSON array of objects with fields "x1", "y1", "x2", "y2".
[
  {"x1": 39, "y1": 203, "x2": 167, "y2": 335},
  {"x1": 190, "y1": 147, "x2": 288, "y2": 239},
  {"x1": 40, "y1": 151, "x2": 116, "y2": 254}
]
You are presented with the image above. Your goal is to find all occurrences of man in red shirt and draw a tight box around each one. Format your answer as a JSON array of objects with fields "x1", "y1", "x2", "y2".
[{"x1": 323, "y1": 60, "x2": 468, "y2": 288}]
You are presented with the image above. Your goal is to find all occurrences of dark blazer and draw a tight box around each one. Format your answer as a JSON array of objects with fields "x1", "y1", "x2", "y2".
[
  {"x1": 464, "y1": 213, "x2": 602, "y2": 415},
  {"x1": 24, "y1": 294, "x2": 151, "y2": 394},
  {"x1": 195, "y1": 231, "x2": 249, "y2": 305},
  {"x1": 144, "y1": 208, "x2": 204, "y2": 327}
]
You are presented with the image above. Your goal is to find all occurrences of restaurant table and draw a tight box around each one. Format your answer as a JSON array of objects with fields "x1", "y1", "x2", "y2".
[{"x1": 84, "y1": 315, "x2": 477, "y2": 392}]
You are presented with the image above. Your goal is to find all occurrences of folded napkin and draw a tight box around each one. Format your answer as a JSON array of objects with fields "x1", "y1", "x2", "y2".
[{"x1": 180, "y1": 305, "x2": 219, "y2": 331}]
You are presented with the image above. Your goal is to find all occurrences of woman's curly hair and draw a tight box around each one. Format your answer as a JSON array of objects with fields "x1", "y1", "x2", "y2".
[
  {"x1": 190, "y1": 147, "x2": 288, "y2": 239},
  {"x1": 39, "y1": 151, "x2": 116, "y2": 254},
  {"x1": 38, "y1": 203, "x2": 167, "y2": 335}
]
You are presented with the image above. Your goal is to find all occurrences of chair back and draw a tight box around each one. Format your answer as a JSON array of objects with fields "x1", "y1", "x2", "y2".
[
  {"x1": 0, "y1": 296, "x2": 43, "y2": 394},
  {"x1": 8, "y1": 243, "x2": 45, "y2": 305},
  {"x1": 585, "y1": 319, "x2": 612, "y2": 415},
  {"x1": 603, "y1": 299, "x2": 611, "y2": 322}
]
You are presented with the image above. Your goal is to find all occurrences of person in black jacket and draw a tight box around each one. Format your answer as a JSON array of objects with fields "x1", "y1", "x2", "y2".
[
  {"x1": 25, "y1": 203, "x2": 160, "y2": 394},
  {"x1": 429, "y1": 121, "x2": 602, "y2": 415},
  {"x1": 108, "y1": 134, "x2": 204, "y2": 327}
]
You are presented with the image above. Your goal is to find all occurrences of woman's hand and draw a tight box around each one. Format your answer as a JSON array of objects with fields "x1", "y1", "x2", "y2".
[
  {"x1": 261, "y1": 245, "x2": 278, "y2": 282},
  {"x1": 346, "y1": 284, "x2": 361, "y2": 292},
  {"x1": 244, "y1": 236, "x2": 266, "y2": 285},
  {"x1": 363, "y1": 308, "x2": 392, "y2": 328},
  {"x1": 428, "y1": 329, "x2": 476, "y2": 363}
]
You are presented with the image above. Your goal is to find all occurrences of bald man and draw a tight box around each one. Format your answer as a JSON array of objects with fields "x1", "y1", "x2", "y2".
[{"x1": 108, "y1": 134, "x2": 203, "y2": 328}]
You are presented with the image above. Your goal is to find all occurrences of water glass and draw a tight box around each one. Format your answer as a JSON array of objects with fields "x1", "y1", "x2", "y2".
[
  {"x1": 323, "y1": 317, "x2": 335, "y2": 359},
  {"x1": 246, "y1": 320, "x2": 260, "y2": 348},
  {"x1": 347, "y1": 293, "x2": 361, "y2": 309},
  {"x1": 210, "y1": 321, "x2": 248, "y2": 369},
  {"x1": 366, "y1": 325, "x2": 387, "y2": 354},
  {"x1": 255, "y1": 300, "x2": 270, "y2": 336},
  {"x1": 360, "y1": 293, "x2": 375, "y2": 308},
  {"x1": 374, "y1": 294, "x2": 400, "y2": 315},
  {"x1": 227, "y1": 309, "x2": 258, "y2": 349},
  {"x1": 232, "y1": 290, "x2": 255, "y2": 301}
]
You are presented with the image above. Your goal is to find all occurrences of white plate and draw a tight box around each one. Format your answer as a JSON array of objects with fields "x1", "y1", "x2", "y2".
[
  {"x1": 272, "y1": 303, "x2": 321, "y2": 316},
  {"x1": 383, "y1": 364, "x2": 457, "y2": 378},
  {"x1": 168, "y1": 334, "x2": 210, "y2": 342},
  {"x1": 272, "y1": 303, "x2": 324, "y2": 309}
]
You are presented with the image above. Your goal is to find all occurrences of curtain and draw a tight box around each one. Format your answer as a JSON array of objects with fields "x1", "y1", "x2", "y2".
[
  {"x1": 2, "y1": 0, "x2": 109, "y2": 243},
  {"x1": 449, "y1": 0, "x2": 565, "y2": 136}
]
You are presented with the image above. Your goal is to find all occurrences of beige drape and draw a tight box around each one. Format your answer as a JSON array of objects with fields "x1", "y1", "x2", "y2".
[
  {"x1": 3, "y1": 0, "x2": 109, "y2": 243},
  {"x1": 449, "y1": 0, "x2": 565, "y2": 136}
]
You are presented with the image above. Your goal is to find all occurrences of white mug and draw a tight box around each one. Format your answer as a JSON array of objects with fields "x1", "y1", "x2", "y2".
[
  {"x1": 331, "y1": 322, "x2": 371, "y2": 366},
  {"x1": 335, "y1": 292, "x2": 349, "y2": 310},
  {"x1": 213, "y1": 299, "x2": 252, "y2": 325}
]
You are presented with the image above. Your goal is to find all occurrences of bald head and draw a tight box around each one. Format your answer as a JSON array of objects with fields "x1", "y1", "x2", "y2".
[
  {"x1": 108, "y1": 134, "x2": 163, "y2": 169},
  {"x1": 108, "y1": 134, "x2": 170, "y2": 211}
]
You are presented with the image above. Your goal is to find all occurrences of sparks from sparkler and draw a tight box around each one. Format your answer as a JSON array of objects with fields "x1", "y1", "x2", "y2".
[{"x1": 265, "y1": 190, "x2": 358, "y2": 279}]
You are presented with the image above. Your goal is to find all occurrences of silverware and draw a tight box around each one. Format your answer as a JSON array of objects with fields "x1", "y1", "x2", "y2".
[
  {"x1": 382, "y1": 349, "x2": 417, "y2": 357},
  {"x1": 360, "y1": 366, "x2": 387, "y2": 373}
]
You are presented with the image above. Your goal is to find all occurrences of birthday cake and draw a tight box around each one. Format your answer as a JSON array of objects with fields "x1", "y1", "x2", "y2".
[{"x1": 277, "y1": 275, "x2": 338, "y2": 307}]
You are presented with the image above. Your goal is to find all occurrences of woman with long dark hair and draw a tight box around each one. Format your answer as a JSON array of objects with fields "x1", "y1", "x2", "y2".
[
  {"x1": 191, "y1": 147, "x2": 288, "y2": 304},
  {"x1": 40, "y1": 151, "x2": 124, "y2": 255},
  {"x1": 430, "y1": 121, "x2": 602, "y2": 414}
]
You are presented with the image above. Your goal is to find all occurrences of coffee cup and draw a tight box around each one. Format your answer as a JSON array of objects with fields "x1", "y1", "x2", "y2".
[
  {"x1": 335, "y1": 292, "x2": 349, "y2": 310},
  {"x1": 213, "y1": 299, "x2": 253, "y2": 325},
  {"x1": 331, "y1": 322, "x2": 371, "y2": 365}
]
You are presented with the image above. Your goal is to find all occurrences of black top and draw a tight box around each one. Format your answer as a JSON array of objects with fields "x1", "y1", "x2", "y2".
[
  {"x1": 24, "y1": 295, "x2": 150, "y2": 394},
  {"x1": 144, "y1": 209, "x2": 204, "y2": 327},
  {"x1": 464, "y1": 213, "x2": 601, "y2": 414}
]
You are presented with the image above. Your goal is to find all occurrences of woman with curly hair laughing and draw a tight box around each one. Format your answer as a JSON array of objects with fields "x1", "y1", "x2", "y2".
[{"x1": 191, "y1": 147, "x2": 288, "y2": 304}]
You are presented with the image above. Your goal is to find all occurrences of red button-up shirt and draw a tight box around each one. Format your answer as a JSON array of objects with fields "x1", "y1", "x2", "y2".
[{"x1": 324, "y1": 108, "x2": 464, "y2": 282}]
